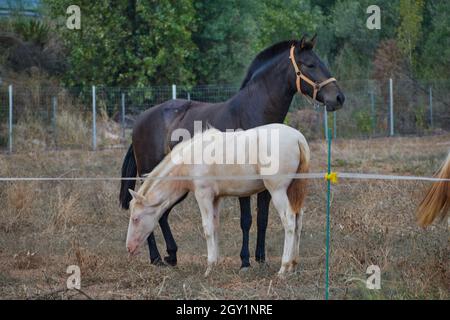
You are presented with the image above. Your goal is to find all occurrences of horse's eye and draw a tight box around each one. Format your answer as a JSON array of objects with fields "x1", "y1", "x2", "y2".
[{"x1": 132, "y1": 216, "x2": 139, "y2": 224}]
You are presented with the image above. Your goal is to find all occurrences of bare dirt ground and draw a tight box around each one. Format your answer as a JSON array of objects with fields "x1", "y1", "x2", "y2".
[{"x1": 0, "y1": 133, "x2": 449, "y2": 300}]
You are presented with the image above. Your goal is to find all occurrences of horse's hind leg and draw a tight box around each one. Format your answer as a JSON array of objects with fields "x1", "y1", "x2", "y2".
[
  {"x1": 239, "y1": 196, "x2": 251, "y2": 269},
  {"x1": 255, "y1": 190, "x2": 271, "y2": 263}
]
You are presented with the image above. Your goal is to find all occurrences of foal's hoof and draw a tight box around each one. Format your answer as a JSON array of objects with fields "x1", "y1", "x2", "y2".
[
  {"x1": 287, "y1": 261, "x2": 298, "y2": 273},
  {"x1": 204, "y1": 267, "x2": 213, "y2": 278},
  {"x1": 164, "y1": 256, "x2": 177, "y2": 267}
]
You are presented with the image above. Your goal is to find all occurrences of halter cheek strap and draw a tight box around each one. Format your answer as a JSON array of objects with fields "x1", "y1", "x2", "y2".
[{"x1": 289, "y1": 45, "x2": 336, "y2": 103}]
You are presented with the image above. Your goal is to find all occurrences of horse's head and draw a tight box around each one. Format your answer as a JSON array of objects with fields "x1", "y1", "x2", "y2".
[
  {"x1": 126, "y1": 189, "x2": 165, "y2": 255},
  {"x1": 290, "y1": 35, "x2": 345, "y2": 111}
]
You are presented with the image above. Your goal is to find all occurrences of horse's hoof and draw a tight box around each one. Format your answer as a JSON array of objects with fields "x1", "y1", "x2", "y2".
[
  {"x1": 204, "y1": 267, "x2": 212, "y2": 278},
  {"x1": 150, "y1": 257, "x2": 166, "y2": 266},
  {"x1": 240, "y1": 261, "x2": 251, "y2": 269},
  {"x1": 255, "y1": 256, "x2": 266, "y2": 264},
  {"x1": 239, "y1": 266, "x2": 251, "y2": 273},
  {"x1": 164, "y1": 256, "x2": 177, "y2": 267},
  {"x1": 257, "y1": 261, "x2": 269, "y2": 269}
]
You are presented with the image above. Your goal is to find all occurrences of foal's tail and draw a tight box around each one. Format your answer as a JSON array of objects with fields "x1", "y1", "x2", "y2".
[
  {"x1": 417, "y1": 151, "x2": 450, "y2": 227},
  {"x1": 287, "y1": 139, "x2": 310, "y2": 214},
  {"x1": 119, "y1": 144, "x2": 137, "y2": 209}
]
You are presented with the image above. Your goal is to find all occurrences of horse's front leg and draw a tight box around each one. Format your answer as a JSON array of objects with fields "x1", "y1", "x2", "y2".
[
  {"x1": 147, "y1": 233, "x2": 163, "y2": 265},
  {"x1": 195, "y1": 190, "x2": 219, "y2": 277},
  {"x1": 238, "y1": 196, "x2": 251, "y2": 269},
  {"x1": 159, "y1": 192, "x2": 189, "y2": 266},
  {"x1": 256, "y1": 190, "x2": 271, "y2": 263}
]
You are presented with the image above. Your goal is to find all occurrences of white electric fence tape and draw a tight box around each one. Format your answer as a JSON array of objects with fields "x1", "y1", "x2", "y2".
[{"x1": 0, "y1": 172, "x2": 448, "y2": 182}]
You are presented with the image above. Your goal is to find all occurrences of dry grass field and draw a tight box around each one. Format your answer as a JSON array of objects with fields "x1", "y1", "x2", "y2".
[{"x1": 0, "y1": 133, "x2": 449, "y2": 300}]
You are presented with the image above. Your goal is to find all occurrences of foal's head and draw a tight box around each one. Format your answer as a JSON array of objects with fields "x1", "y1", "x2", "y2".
[
  {"x1": 126, "y1": 188, "x2": 166, "y2": 255},
  {"x1": 290, "y1": 35, "x2": 345, "y2": 111}
]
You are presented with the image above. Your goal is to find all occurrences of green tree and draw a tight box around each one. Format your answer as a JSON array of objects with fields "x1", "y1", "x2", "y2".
[
  {"x1": 191, "y1": 0, "x2": 261, "y2": 85},
  {"x1": 419, "y1": 0, "x2": 450, "y2": 79},
  {"x1": 42, "y1": 0, "x2": 196, "y2": 87},
  {"x1": 256, "y1": 0, "x2": 323, "y2": 48},
  {"x1": 325, "y1": 0, "x2": 399, "y2": 79},
  {"x1": 397, "y1": 0, "x2": 425, "y2": 70}
]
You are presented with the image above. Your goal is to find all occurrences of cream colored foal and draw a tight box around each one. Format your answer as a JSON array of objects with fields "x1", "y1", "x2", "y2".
[{"x1": 126, "y1": 123, "x2": 310, "y2": 276}]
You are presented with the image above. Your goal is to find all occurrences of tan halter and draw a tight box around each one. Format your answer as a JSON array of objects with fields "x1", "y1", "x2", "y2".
[{"x1": 289, "y1": 44, "x2": 336, "y2": 103}]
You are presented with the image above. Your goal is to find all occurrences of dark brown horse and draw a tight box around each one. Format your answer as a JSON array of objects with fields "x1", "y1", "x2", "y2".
[{"x1": 119, "y1": 36, "x2": 345, "y2": 268}]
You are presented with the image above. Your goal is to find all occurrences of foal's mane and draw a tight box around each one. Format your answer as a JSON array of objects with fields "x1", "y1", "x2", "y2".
[
  {"x1": 240, "y1": 39, "x2": 315, "y2": 90},
  {"x1": 139, "y1": 126, "x2": 222, "y2": 196}
]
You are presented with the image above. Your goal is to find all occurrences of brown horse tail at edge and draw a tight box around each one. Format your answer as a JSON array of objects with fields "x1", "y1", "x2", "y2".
[
  {"x1": 287, "y1": 140, "x2": 310, "y2": 214},
  {"x1": 417, "y1": 151, "x2": 450, "y2": 227}
]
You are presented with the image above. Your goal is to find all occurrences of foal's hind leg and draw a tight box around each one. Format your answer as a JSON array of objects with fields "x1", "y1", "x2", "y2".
[
  {"x1": 292, "y1": 209, "x2": 304, "y2": 268},
  {"x1": 269, "y1": 190, "x2": 297, "y2": 275},
  {"x1": 195, "y1": 189, "x2": 219, "y2": 277}
]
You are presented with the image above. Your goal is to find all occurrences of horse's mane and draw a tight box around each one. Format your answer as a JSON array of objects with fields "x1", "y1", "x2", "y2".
[{"x1": 240, "y1": 39, "x2": 315, "y2": 89}]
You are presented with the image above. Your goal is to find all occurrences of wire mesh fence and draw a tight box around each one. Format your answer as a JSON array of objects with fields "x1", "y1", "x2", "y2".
[
  {"x1": 0, "y1": 79, "x2": 449, "y2": 152},
  {"x1": 0, "y1": 81, "x2": 448, "y2": 299}
]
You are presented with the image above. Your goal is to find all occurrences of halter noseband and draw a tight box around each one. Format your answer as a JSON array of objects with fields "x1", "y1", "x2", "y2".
[{"x1": 289, "y1": 44, "x2": 336, "y2": 104}]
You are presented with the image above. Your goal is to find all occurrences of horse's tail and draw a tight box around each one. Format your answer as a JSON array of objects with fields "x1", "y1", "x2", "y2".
[
  {"x1": 119, "y1": 144, "x2": 137, "y2": 209},
  {"x1": 417, "y1": 151, "x2": 450, "y2": 226},
  {"x1": 287, "y1": 139, "x2": 310, "y2": 214}
]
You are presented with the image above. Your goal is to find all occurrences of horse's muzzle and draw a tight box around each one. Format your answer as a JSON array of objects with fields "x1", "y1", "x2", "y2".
[{"x1": 325, "y1": 92, "x2": 345, "y2": 111}]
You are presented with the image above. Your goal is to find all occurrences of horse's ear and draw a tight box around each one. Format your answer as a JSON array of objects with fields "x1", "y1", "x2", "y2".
[
  {"x1": 299, "y1": 35, "x2": 306, "y2": 49},
  {"x1": 310, "y1": 34, "x2": 317, "y2": 48}
]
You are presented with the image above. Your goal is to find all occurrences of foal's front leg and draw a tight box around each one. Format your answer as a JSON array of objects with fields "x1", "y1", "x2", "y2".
[{"x1": 195, "y1": 189, "x2": 219, "y2": 277}]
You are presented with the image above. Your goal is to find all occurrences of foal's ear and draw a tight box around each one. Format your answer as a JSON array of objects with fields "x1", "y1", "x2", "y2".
[{"x1": 129, "y1": 189, "x2": 146, "y2": 204}]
